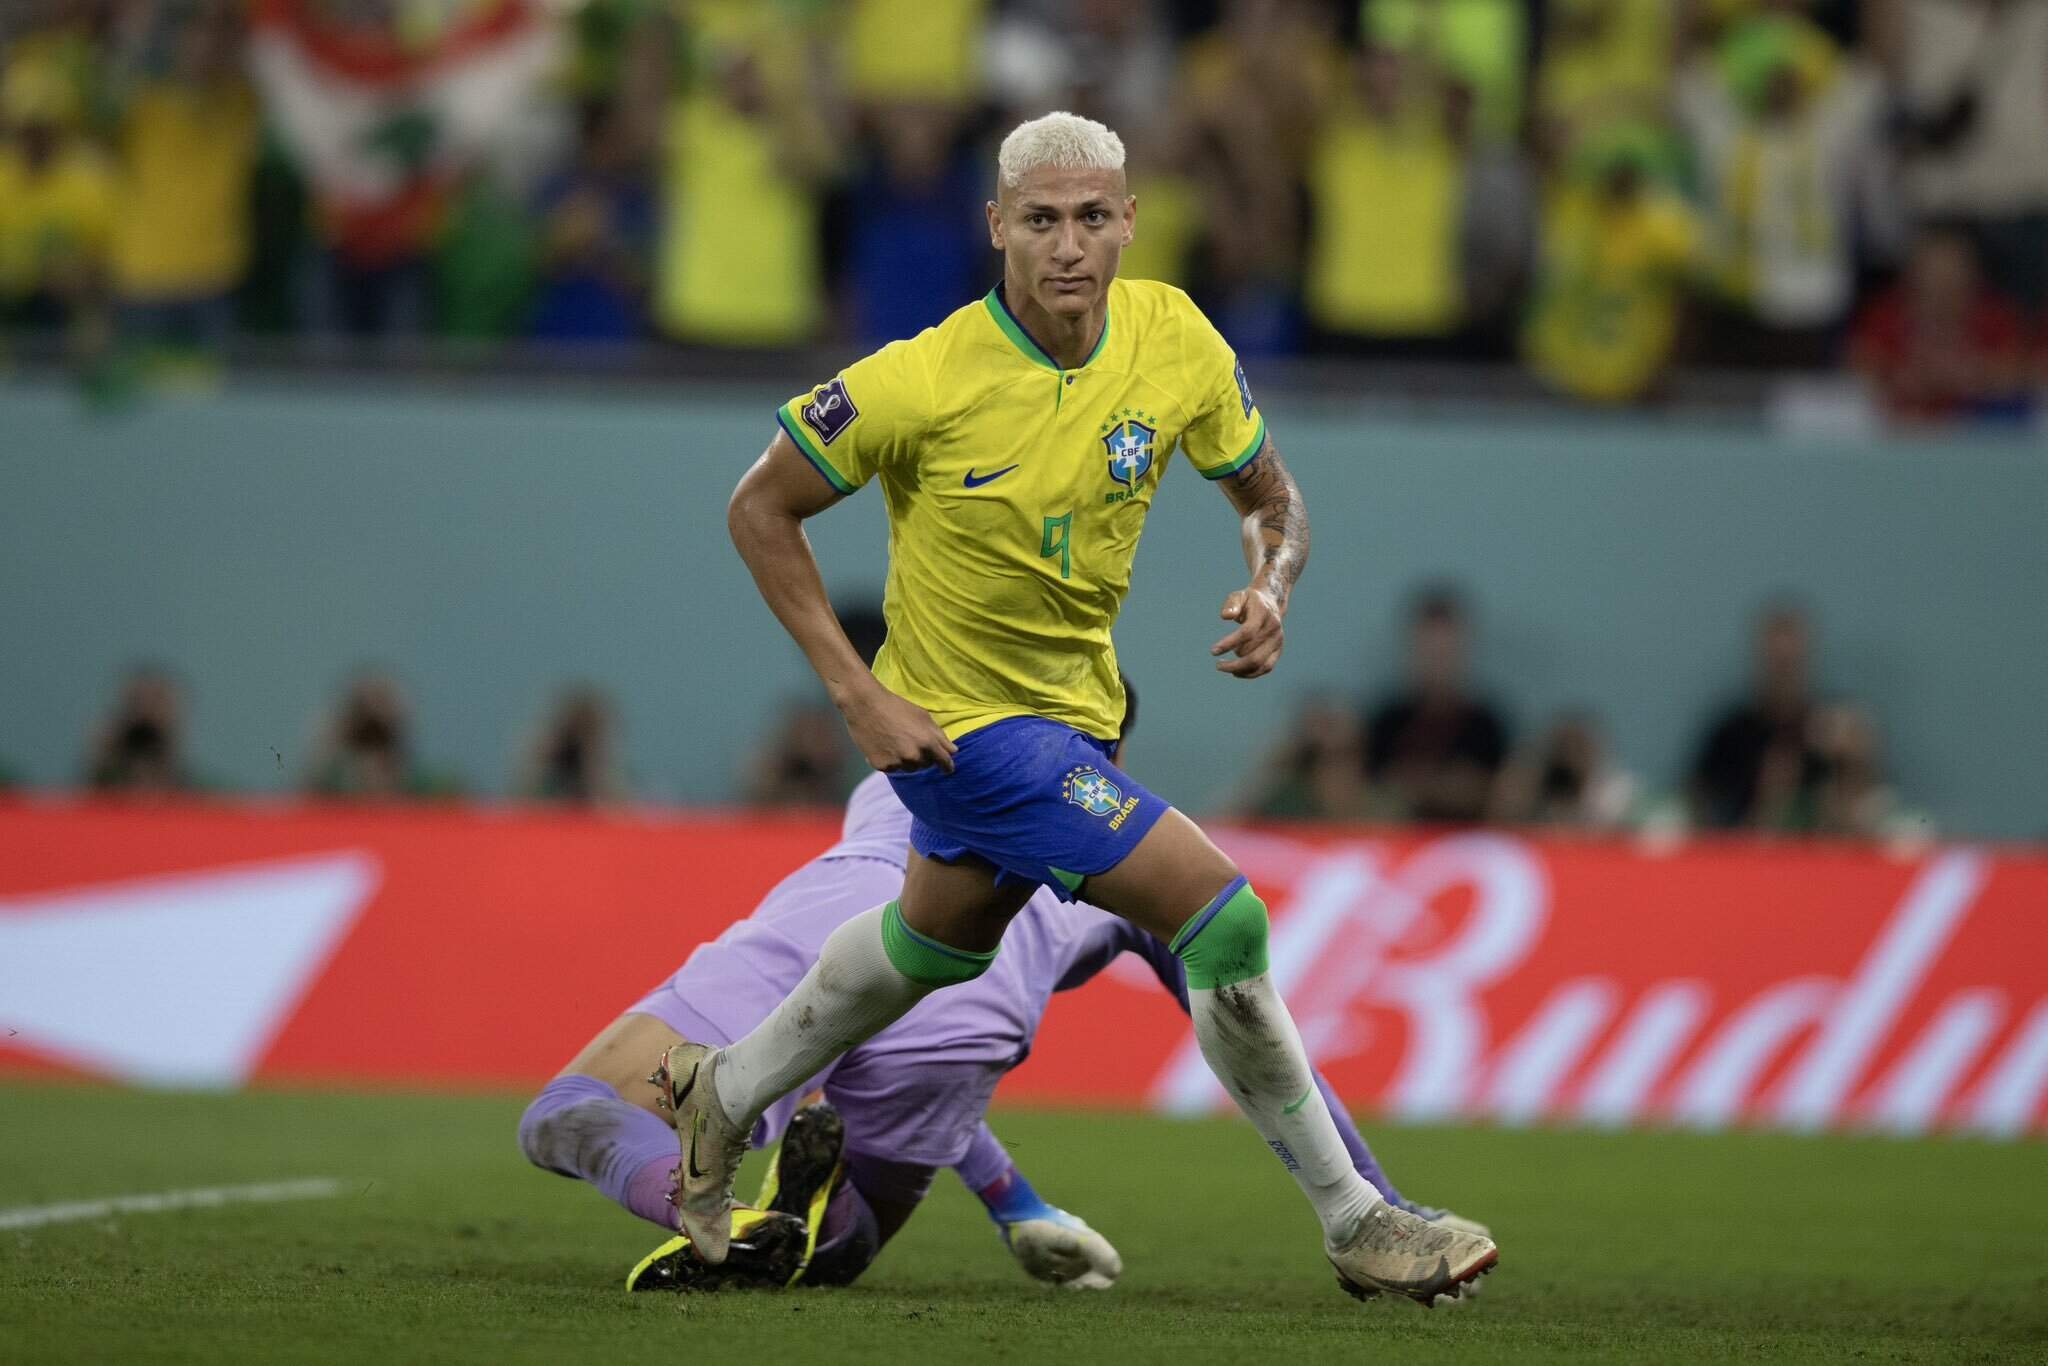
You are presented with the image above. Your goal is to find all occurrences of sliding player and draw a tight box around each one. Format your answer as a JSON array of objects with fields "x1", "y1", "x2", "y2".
[
  {"x1": 519, "y1": 691, "x2": 1487, "y2": 1293},
  {"x1": 663, "y1": 111, "x2": 1496, "y2": 1306}
]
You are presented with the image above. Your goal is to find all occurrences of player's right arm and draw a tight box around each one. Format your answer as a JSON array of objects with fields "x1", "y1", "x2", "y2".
[{"x1": 727, "y1": 429, "x2": 956, "y2": 774}]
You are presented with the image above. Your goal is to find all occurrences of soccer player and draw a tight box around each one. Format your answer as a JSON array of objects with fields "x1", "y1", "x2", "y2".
[
  {"x1": 666, "y1": 111, "x2": 1496, "y2": 1305},
  {"x1": 519, "y1": 692, "x2": 1487, "y2": 1293}
]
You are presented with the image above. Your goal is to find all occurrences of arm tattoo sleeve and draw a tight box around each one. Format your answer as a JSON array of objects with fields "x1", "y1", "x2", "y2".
[{"x1": 1220, "y1": 438, "x2": 1309, "y2": 610}]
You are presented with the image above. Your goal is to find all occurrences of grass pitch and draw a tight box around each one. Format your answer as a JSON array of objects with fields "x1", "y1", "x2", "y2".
[{"x1": 1, "y1": 1083, "x2": 2042, "y2": 1365}]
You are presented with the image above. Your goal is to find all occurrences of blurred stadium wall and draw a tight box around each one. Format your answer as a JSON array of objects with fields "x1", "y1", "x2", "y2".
[{"x1": 3, "y1": 379, "x2": 2043, "y2": 835}]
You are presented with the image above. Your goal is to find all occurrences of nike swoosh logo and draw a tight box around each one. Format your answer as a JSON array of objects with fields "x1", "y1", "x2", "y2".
[
  {"x1": 671, "y1": 1062, "x2": 698, "y2": 1108},
  {"x1": 963, "y1": 464, "x2": 1020, "y2": 488},
  {"x1": 687, "y1": 1116, "x2": 707, "y2": 1180}
]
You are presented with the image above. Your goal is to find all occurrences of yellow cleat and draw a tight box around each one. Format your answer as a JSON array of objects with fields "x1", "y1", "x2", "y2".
[
  {"x1": 626, "y1": 1207, "x2": 809, "y2": 1293},
  {"x1": 626, "y1": 1102, "x2": 848, "y2": 1294}
]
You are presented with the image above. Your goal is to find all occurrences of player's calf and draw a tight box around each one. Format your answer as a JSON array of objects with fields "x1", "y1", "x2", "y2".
[{"x1": 517, "y1": 1073, "x2": 680, "y2": 1232}]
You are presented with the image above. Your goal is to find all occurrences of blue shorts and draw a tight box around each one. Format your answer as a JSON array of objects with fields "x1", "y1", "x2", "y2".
[{"x1": 886, "y1": 716, "x2": 1167, "y2": 901}]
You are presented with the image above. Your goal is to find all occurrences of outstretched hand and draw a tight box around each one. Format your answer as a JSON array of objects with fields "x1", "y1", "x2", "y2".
[
  {"x1": 1211, "y1": 587, "x2": 1285, "y2": 678},
  {"x1": 1002, "y1": 1208, "x2": 1123, "y2": 1291},
  {"x1": 841, "y1": 683, "x2": 957, "y2": 774}
]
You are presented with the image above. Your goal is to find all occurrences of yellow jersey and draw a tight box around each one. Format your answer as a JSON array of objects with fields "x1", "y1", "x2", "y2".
[{"x1": 776, "y1": 278, "x2": 1268, "y2": 742}]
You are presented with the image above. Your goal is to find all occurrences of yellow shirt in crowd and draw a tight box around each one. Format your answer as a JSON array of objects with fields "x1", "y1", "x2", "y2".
[
  {"x1": 1306, "y1": 105, "x2": 1464, "y2": 337},
  {"x1": 840, "y1": 0, "x2": 987, "y2": 102},
  {"x1": 1524, "y1": 186, "x2": 1698, "y2": 403},
  {"x1": 111, "y1": 80, "x2": 260, "y2": 301},
  {"x1": 0, "y1": 142, "x2": 115, "y2": 298},
  {"x1": 1538, "y1": 0, "x2": 1676, "y2": 127},
  {"x1": 1365, "y1": 0, "x2": 1527, "y2": 143}
]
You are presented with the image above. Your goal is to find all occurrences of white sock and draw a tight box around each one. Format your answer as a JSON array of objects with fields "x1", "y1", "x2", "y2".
[
  {"x1": 714, "y1": 905, "x2": 934, "y2": 1127},
  {"x1": 1189, "y1": 971, "x2": 1384, "y2": 1244}
]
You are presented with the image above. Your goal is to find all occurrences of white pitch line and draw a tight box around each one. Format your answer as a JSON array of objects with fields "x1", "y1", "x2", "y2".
[{"x1": 0, "y1": 1177, "x2": 346, "y2": 1231}]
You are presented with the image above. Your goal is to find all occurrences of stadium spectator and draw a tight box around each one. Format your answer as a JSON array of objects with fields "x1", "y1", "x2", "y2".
[
  {"x1": 0, "y1": 0, "x2": 114, "y2": 138},
  {"x1": 743, "y1": 699, "x2": 855, "y2": 811},
  {"x1": 1177, "y1": 0, "x2": 1346, "y2": 354},
  {"x1": 653, "y1": 11, "x2": 834, "y2": 347},
  {"x1": 1304, "y1": 44, "x2": 1466, "y2": 351},
  {"x1": 1523, "y1": 124, "x2": 1699, "y2": 403},
  {"x1": 1677, "y1": 12, "x2": 1896, "y2": 369},
  {"x1": 529, "y1": 100, "x2": 655, "y2": 345},
  {"x1": 839, "y1": 0, "x2": 988, "y2": 107},
  {"x1": 1850, "y1": 224, "x2": 2031, "y2": 425},
  {"x1": 1688, "y1": 601, "x2": 1826, "y2": 831},
  {"x1": 108, "y1": 0, "x2": 259, "y2": 359},
  {"x1": 0, "y1": 60, "x2": 114, "y2": 337},
  {"x1": 1451, "y1": 78, "x2": 1537, "y2": 354},
  {"x1": 1363, "y1": 0, "x2": 1527, "y2": 147},
  {"x1": 1229, "y1": 692, "x2": 1367, "y2": 823},
  {"x1": 842, "y1": 101, "x2": 985, "y2": 348},
  {"x1": 1534, "y1": 0, "x2": 1676, "y2": 140},
  {"x1": 1488, "y1": 710, "x2": 1637, "y2": 831},
  {"x1": 983, "y1": 0, "x2": 1176, "y2": 136},
  {"x1": 516, "y1": 684, "x2": 628, "y2": 805},
  {"x1": 1806, "y1": 701, "x2": 1919, "y2": 839},
  {"x1": 1891, "y1": 0, "x2": 2048, "y2": 311},
  {"x1": 249, "y1": 0, "x2": 557, "y2": 342},
  {"x1": 304, "y1": 671, "x2": 460, "y2": 801},
  {"x1": 83, "y1": 664, "x2": 194, "y2": 795},
  {"x1": 1361, "y1": 586, "x2": 1511, "y2": 825}
]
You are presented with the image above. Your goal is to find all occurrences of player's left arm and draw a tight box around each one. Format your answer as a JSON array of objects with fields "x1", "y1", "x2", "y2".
[{"x1": 1210, "y1": 436, "x2": 1309, "y2": 679}]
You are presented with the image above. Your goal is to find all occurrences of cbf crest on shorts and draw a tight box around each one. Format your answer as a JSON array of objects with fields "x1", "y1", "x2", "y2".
[
  {"x1": 1101, "y1": 415, "x2": 1156, "y2": 489},
  {"x1": 1062, "y1": 765, "x2": 1123, "y2": 817},
  {"x1": 801, "y1": 376, "x2": 858, "y2": 445}
]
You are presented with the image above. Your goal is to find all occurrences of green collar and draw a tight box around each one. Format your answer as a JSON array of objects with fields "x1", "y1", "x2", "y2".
[{"x1": 984, "y1": 285, "x2": 1111, "y2": 372}]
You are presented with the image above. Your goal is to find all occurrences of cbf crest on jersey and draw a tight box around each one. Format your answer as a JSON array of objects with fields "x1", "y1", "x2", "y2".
[
  {"x1": 1100, "y1": 409, "x2": 1159, "y2": 490},
  {"x1": 1062, "y1": 765, "x2": 1123, "y2": 817}
]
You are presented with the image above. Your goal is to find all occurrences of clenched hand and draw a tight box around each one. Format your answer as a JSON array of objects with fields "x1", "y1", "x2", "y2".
[
  {"x1": 841, "y1": 684, "x2": 958, "y2": 773},
  {"x1": 1211, "y1": 587, "x2": 1285, "y2": 678}
]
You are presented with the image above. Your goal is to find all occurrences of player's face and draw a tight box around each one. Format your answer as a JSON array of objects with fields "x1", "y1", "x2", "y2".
[{"x1": 987, "y1": 166, "x2": 1135, "y2": 321}]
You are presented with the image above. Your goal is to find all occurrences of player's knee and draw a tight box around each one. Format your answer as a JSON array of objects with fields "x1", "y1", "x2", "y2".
[
  {"x1": 880, "y1": 900, "x2": 998, "y2": 988},
  {"x1": 518, "y1": 1074, "x2": 608, "y2": 1175},
  {"x1": 1168, "y1": 877, "x2": 1269, "y2": 990}
]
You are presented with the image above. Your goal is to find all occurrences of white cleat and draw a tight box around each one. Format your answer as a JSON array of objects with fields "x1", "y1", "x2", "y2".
[
  {"x1": 1327, "y1": 1201, "x2": 1498, "y2": 1309},
  {"x1": 1006, "y1": 1214, "x2": 1123, "y2": 1290},
  {"x1": 649, "y1": 1043, "x2": 750, "y2": 1265},
  {"x1": 1423, "y1": 1208, "x2": 1492, "y2": 1240}
]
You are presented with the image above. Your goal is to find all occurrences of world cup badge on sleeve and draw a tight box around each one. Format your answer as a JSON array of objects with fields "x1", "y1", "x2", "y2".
[{"x1": 801, "y1": 377, "x2": 859, "y2": 445}]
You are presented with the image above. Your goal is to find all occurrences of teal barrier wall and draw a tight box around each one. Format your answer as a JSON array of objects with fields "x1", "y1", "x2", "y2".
[{"x1": 3, "y1": 382, "x2": 2043, "y2": 836}]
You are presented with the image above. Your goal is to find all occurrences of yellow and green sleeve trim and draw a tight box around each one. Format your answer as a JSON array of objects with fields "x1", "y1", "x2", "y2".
[
  {"x1": 1197, "y1": 415, "x2": 1268, "y2": 480},
  {"x1": 775, "y1": 404, "x2": 858, "y2": 495}
]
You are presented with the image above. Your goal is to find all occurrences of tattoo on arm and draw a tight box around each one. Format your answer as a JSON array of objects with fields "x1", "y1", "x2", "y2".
[{"x1": 1220, "y1": 438, "x2": 1309, "y2": 610}]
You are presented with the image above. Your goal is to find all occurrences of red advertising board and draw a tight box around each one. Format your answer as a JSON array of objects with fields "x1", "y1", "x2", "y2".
[{"x1": 1, "y1": 799, "x2": 2042, "y2": 1138}]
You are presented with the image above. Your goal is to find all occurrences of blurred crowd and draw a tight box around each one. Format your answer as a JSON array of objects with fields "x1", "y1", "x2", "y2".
[
  {"x1": 1227, "y1": 587, "x2": 1922, "y2": 840},
  {"x1": 3, "y1": 0, "x2": 2047, "y2": 420},
  {"x1": 12, "y1": 588, "x2": 1922, "y2": 843}
]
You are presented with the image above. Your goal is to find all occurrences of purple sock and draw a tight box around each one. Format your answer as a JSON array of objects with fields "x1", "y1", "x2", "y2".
[
  {"x1": 518, "y1": 1074, "x2": 679, "y2": 1231},
  {"x1": 1316, "y1": 1072, "x2": 1405, "y2": 1205}
]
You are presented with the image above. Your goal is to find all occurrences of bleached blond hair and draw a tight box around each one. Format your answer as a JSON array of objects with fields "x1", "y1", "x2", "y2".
[{"x1": 997, "y1": 111, "x2": 1126, "y2": 191}]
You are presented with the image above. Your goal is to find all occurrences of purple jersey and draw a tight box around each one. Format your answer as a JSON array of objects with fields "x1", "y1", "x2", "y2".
[{"x1": 629, "y1": 775, "x2": 1179, "y2": 1170}]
